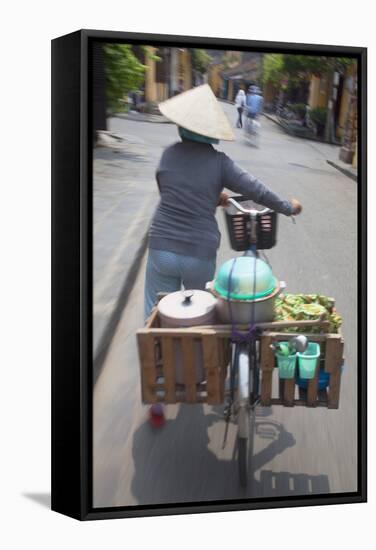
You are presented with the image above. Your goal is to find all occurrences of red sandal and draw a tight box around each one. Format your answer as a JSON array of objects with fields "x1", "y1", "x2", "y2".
[{"x1": 148, "y1": 403, "x2": 165, "y2": 428}]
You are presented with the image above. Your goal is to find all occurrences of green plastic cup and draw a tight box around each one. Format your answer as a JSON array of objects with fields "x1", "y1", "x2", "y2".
[
  {"x1": 297, "y1": 342, "x2": 320, "y2": 379},
  {"x1": 275, "y1": 342, "x2": 297, "y2": 379}
]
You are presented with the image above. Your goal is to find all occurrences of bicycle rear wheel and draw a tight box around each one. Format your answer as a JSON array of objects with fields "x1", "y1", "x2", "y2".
[
  {"x1": 236, "y1": 340, "x2": 260, "y2": 487},
  {"x1": 236, "y1": 344, "x2": 251, "y2": 486},
  {"x1": 238, "y1": 436, "x2": 248, "y2": 487}
]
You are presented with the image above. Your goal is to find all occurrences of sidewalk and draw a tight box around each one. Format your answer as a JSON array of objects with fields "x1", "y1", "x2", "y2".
[
  {"x1": 263, "y1": 111, "x2": 320, "y2": 140},
  {"x1": 326, "y1": 159, "x2": 357, "y2": 182},
  {"x1": 263, "y1": 112, "x2": 357, "y2": 182},
  {"x1": 115, "y1": 110, "x2": 171, "y2": 124},
  {"x1": 93, "y1": 131, "x2": 160, "y2": 379},
  {"x1": 262, "y1": 112, "x2": 283, "y2": 128}
]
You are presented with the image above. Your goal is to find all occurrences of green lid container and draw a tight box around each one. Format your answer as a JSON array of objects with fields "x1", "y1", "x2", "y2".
[
  {"x1": 297, "y1": 342, "x2": 320, "y2": 379},
  {"x1": 214, "y1": 256, "x2": 277, "y2": 300},
  {"x1": 275, "y1": 342, "x2": 297, "y2": 379}
]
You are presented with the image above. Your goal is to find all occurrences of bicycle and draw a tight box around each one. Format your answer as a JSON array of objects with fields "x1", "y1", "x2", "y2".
[
  {"x1": 221, "y1": 197, "x2": 274, "y2": 484},
  {"x1": 244, "y1": 114, "x2": 261, "y2": 147},
  {"x1": 138, "y1": 197, "x2": 344, "y2": 488},
  {"x1": 221, "y1": 196, "x2": 309, "y2": 485}
]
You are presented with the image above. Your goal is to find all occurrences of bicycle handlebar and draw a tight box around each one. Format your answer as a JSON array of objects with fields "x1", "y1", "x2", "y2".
[{"x1": 227, "y1": 197, "x2": 273, "y2": 216}]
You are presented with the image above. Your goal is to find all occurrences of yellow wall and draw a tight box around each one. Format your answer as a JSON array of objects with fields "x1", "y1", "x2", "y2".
[
  {"x1": 144, "y1": 47, "x2": 157, "y2": 102},
  {"x1": 308, "y1": 64, "x2": 357, "y2": 165},
  {"x1": 156, "y1": 82, "x2": 168, "y2": 101},
  {"x1": 337, "y1": 86, "x2": 350, "y2": 139},
  {"x1": 308, "y1": 75, "x2": 328, "y2": 109},
  {"x1": 337, "y1": 64, "x2": 357, "y2": 140},
  {"x1": 208, "y1": 64, "x2": 223, "y2": 97},
  {"x1": 264, "y1": 81, "x2": 277, "y2": 104},
  {"x1": 179, "y1": 49, "x2": 192, "y2": 91},
  {"x1": 144, "y1": 47, "x2": 192, "y2": 102}
]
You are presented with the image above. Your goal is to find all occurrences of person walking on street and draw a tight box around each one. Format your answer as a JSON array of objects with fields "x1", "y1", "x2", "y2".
[
  {"x1": 144, "y1": 84, "x2": 302, "y2": 320},
  {"x1": 246, "y1": 85, "x2": 264, "y2": 120},
  {"x1": 234, "y1": 88, "x2": 246, "y2": 128}
]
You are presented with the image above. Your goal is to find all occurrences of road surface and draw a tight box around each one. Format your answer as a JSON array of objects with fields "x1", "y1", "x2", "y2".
[{"x1": 93, "y1": 104, "x2": 357, "y2": 508}]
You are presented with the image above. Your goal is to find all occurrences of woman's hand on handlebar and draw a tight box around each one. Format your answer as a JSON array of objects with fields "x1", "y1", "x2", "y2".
[
  {"x1": 290, "y1": 198, "x2": 302, "y2": 215},
  {"x1": 217, "y1": 191, "x2": 230, "y2": 207}
]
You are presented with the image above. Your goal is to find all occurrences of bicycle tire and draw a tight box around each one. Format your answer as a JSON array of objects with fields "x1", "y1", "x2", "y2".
[
  {"x1": 239, "y1": 342, "x2": 259, "y2": 486},
  {"x1": 249, "y1": 341, "x2": 260, "y2": 405},
  {"x1": 238, "y1": 436, "x2": 249, "y2": 487}
]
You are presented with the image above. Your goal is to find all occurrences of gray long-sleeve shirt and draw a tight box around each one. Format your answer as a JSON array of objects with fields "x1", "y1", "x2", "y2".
[{"x1": 148, "y1": 140, "x2": 294, "y2": 259}]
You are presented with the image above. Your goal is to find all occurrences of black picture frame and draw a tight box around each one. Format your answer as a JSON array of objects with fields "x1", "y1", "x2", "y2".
[{"x1": 51, "y1": 29, "x2": 367, "y2": 520}]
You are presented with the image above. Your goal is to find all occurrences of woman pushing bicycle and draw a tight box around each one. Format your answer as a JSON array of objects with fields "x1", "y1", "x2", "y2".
[{"x1": 144, "y1": 84, "x2": 302, "y2": 320}]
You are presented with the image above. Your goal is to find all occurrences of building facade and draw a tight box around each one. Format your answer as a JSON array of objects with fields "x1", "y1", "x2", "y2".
[
  {"x1": 208, "y1": 51, "x2": 262, "y2": 101},
  {"x1": 308, "y1": 62, "x2": 357, "y2": 164},
  {"x1": 142, "y1": 47, "x2": 193, "y2": 106}
]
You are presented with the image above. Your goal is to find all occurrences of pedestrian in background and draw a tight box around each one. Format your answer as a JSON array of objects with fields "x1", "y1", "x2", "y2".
[
  {"x1": 246, "y1": 85, "x2": 264, "y2": 120},
  {"x1": 234, "y1": 88, "x2": 246, "y2": 128}
]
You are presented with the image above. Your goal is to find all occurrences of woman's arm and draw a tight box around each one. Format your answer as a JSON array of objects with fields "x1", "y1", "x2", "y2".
[
  {"x1": 220, "y1": 153, "x2": 301, "y2": 215},
  {"x1": 217, "y1": 191, "x2": 229, "y2": 207}
]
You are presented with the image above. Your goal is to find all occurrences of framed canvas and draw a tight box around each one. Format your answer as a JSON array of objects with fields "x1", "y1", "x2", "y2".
[{"x1": 51, "y1": 29, "x2": 367, "y2": 520}]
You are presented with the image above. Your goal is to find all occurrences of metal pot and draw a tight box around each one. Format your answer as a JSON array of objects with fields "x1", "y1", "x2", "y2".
[
  {"x1": 158, "y1": 289, "x2": 217, "y2": 328},
  {"x1": 157, "y1": 290, "x2": 217, "y2": 383},
  {"x1": 207, "y1": 280, "x2": 286, "y2": 324}
]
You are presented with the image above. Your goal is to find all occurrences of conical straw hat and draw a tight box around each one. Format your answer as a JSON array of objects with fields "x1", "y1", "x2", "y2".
[{"x1": 159, "y1": 84, "x2": 235, "y2": 141}]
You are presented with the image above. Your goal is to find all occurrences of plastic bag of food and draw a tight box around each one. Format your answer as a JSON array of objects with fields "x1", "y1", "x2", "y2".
[{"x1": 274, "y1": 294, "x2": 342, "y2": 333}]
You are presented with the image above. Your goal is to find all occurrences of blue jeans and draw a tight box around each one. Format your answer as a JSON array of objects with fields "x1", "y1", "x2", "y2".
[{"x1": 144, "y1": 249, "x2": 216, "y2": 319}]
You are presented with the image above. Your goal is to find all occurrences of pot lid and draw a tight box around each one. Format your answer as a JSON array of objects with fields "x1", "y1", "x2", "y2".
[
  {"x1": 214, "y1": 256, "x2": 277, "y2": 300},
  {"x1": 158, "y1": 290, "x2": 217, "y2": 321}
]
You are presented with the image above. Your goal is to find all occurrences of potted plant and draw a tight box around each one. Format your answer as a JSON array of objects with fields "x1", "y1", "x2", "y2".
[
  {"x1": 288, "y1": 103, "x2": 307, "y2": 121},
  {"x1": 310, "y1": 107, "x2": 327, "y2": 137}
]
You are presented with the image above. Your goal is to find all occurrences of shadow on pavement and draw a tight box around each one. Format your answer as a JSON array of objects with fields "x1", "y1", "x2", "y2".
[
  {"x1": 257, "y1": 470, "x2": 330, "y2": 497},
  {"x1": 131, "y1": 404, "x2": 227, "y2": 506},
  {"x1": 130, "y1": 404, "x2": 330, "y2": 506},
  {"x1": 251, "y1": 415, "x2": 330, "y2": 497}
]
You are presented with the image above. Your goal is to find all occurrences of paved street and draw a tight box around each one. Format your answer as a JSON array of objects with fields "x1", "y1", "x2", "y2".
[
  {"x1": 94, "y1": 118, "x2": 183, "y2": 363},
  {"x1": 93, "y1": 103, "x2": 357, "y2": 508}
]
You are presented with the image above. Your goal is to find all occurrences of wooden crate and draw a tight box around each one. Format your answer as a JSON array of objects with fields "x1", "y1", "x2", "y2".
[
  {"x1": 259, "y1": 331, "x2": 344, "y2": 409},
  {"x1": 137, "y1": 307, "x2": 344, "y2": 409},
  {"x1": 137, "y1": 308, "x2": 230, "y2": 404}
]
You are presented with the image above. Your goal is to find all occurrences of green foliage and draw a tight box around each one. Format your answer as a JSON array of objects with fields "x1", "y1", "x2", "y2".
[
  {"x1": 310, "y1": 107, "x2": 327, "y2": 127},
  {"x1": 331, "y1": 57, "x2": 355, "y2": 73},
  {"x1": 191, "y1": 49, "x2": 212, "y2": 74},
  {"x1": 104, "y1": 44, "x2": 146, "y2": 112},
  {"x1": 288, "y1": 103, "x2": 307, "y2": 119},
  {"x1": 222, "y1": 51, "x2": 240, "y2": 69},
  {"x1": 261, "y1": 54, "x2": 284, "y2": 85},
  {"x1": 284, "y1": 55, "x2": 354, "y2": 79},
  {"x1": 144, "y1": 46, "x2": 161, "y2": 63},
  {"x1": 283, "y1": 55, "x2": 323, "y2": 79},
  {"x1": 316, "y1": 56, "x2": 354, "y2": 76},
  {"x1": 262, "y1": 54, "x2": 355, "y2": 86}
]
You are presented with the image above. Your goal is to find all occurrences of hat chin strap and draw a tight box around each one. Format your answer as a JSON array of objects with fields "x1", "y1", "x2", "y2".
[{"x1": 178, "y1": 126, "x2": 219, "y2": 145}]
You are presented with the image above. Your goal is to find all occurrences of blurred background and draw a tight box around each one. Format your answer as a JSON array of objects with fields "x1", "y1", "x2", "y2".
[{"x1": 93, "y1": 45, "x2": 358, "y2": 153}]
